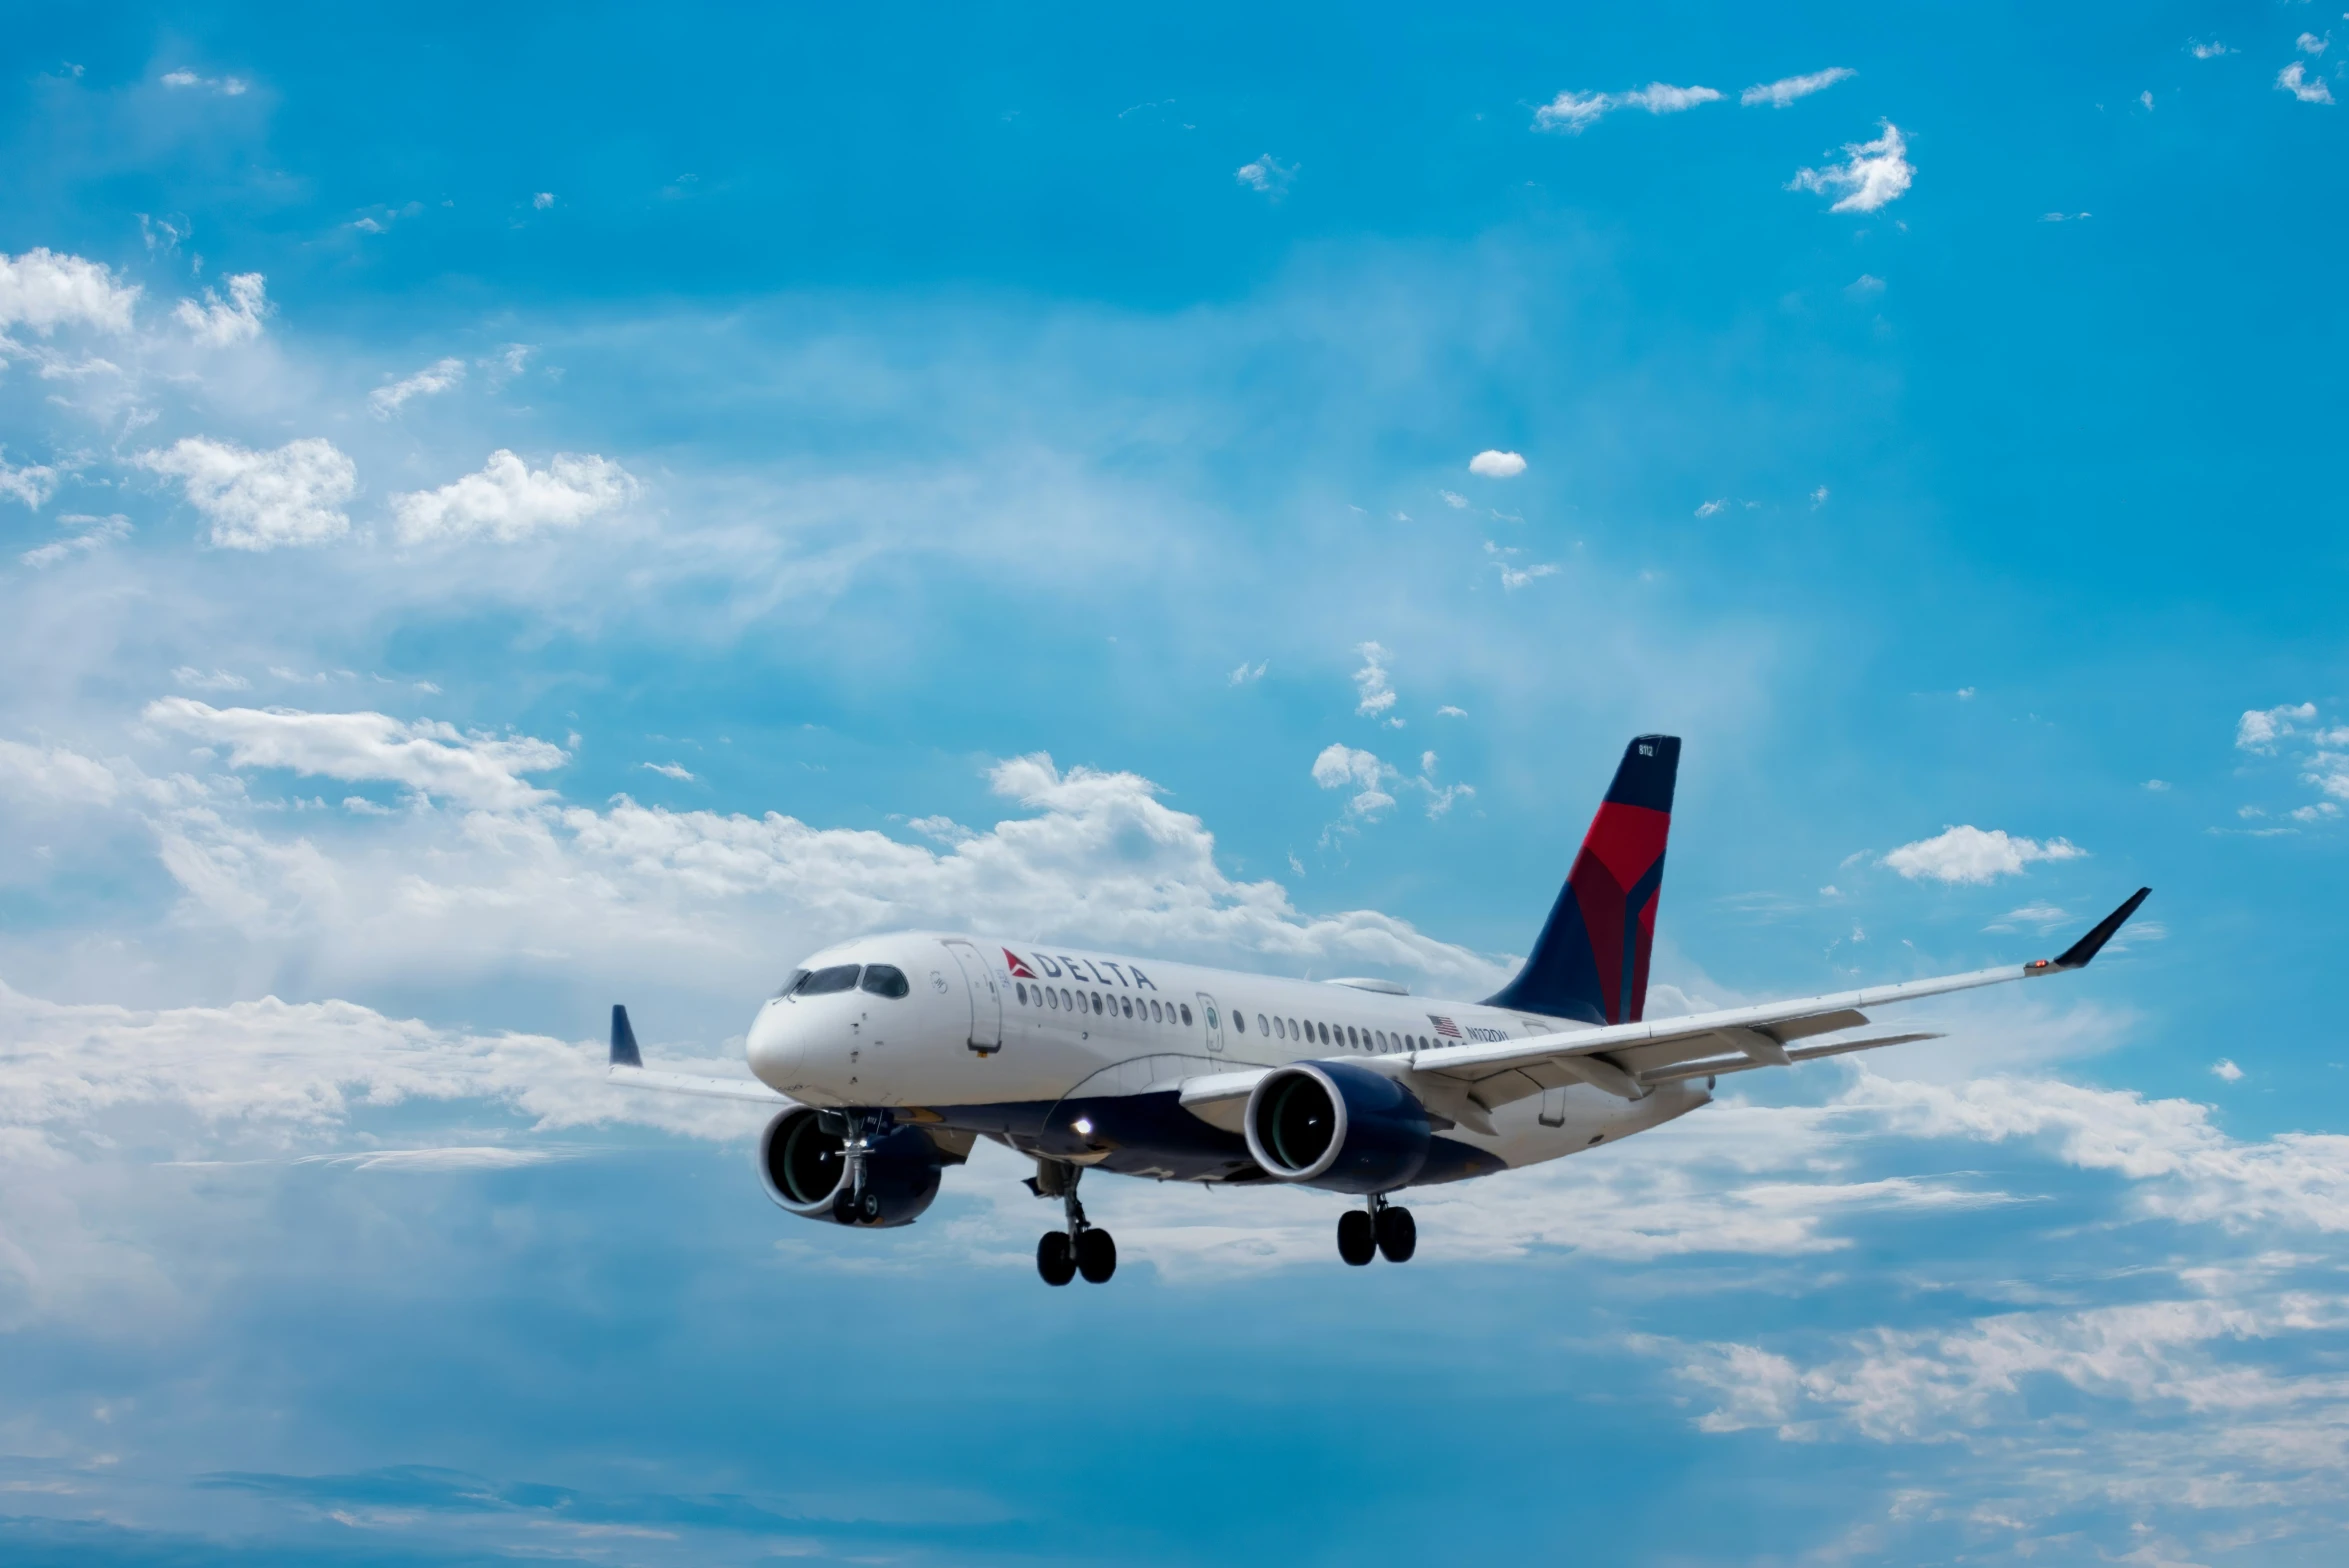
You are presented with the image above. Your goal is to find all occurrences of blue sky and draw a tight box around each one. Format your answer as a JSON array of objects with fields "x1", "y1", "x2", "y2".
[{"x1": 3, "y1": 3, "x2": 2347, "y2": 1563}]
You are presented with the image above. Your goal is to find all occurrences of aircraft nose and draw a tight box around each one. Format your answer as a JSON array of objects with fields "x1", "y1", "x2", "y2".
[{"x1": 746, "y1": 1000, "x2": 801, "y2": 1088}]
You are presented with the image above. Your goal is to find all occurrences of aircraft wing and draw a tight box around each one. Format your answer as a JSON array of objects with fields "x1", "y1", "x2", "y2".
[
  {"x1": 603, "y1": 1005, "x2": 791, "y2": 1104},
  {"x1": 1372, "y1": 887, "x2": 2151, "y2": 1125}
]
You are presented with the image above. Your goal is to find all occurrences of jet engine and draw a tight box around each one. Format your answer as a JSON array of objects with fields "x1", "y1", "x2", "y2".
[
  {"x1": 1242, "y1": 1061, "x2": 1431, "y2": 1193},
  {"x1": 758, "y1": 1107, "x2": 945, "y2": 1227}
]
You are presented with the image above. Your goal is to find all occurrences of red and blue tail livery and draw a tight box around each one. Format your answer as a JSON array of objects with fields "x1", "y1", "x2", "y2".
[{"x1": 1485, "y1": 734, "x2": 1679, "y2": 1026}]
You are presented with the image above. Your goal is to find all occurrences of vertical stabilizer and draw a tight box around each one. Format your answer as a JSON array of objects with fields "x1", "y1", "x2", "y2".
[{"x1": 1484, "y1": 735, "x2": 1680, "y2": 1025}]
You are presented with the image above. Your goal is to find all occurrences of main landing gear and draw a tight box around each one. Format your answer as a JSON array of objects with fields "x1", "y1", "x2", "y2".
[
  {"x1": 1030, "y1": 1160, "x2": 1116, "y2": 1286},
  {"x1": 1337, "y1": 1194, "x2": 1416, "y2": 1266}
]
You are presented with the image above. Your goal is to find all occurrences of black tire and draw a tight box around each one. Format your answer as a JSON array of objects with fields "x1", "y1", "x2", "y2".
[
  {"x1": 1336, "y1": 1209, "x2": 1376, "y2": 1266},
  {"x1": 858, "y1": 1190, "x2": 883, "y2": 1223},
  {"x1": 1375, "y1": 1205, "x2": 1417, "y2": 1263},
  {"x1": 1076, "y1": 1228, "x2": 1117, "y2": 1284},
  {"x1": 1037, "y1": 1231, "x2": 1075, "y2": 1286}
]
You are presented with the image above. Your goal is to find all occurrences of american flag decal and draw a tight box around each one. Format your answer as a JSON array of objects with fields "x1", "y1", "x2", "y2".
[{"x1": 1430, "y1": 1015, "x2": 1462, "y2": 1039}]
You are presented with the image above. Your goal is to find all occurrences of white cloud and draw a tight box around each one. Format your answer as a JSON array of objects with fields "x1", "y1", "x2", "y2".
[
  {"x1": 1227, "y1": 660, "x2": 1267, "y2": 686},
  {"x1": 1534, "y1": 84, "x2": 1720, "y2": 133},
  {"x1": 641, "y1": 761, "x2": 696, "y2": 781},
  {"x1": 173, "y1": 272, "x2": 269, "y2": 346},
  {"x1": 368, "y1": 357, "x2": 467, "y2": 417},
  {"x1": 390, "y1": 450, "x2": 637, "y2": 545},
  {"x1": 2298, "y1": 32, "x2": 2330, "y2": 56},
  {"x1": 172, "y1": 668, "x2": 251, "y2": 693},
  {"x1": 0, "y1": 454, "x2": 60, "y2": 509},
  {"x1": 1312, "y1": 742, "x2": 1395, "y2": 819},
  {"x1": 1234, "y1": 154, "x2": 1295, "y2": 195},
  {"x1": 2188, "y1": 40, "x2": 2233, "y2": 60},
  {"x1": 159, "y1": 69, "x2": 249, "y2": 95},
  {"x1": 141, "y1": 698, "x2": 567, "y2": 810},
  {"x1": 1439, "y1": 489, "x2": 1468, "y2": 509},
  {"x1": 0, "y1": 739, "x2": 122, "y2": 808},
  {"x1": 532, "y1": 192, "x2": 555, "y2": 209},
  {"x1": 1740, "y1": 67, "x2": 1853, "y2": 108},
  {"x1": 1809, "y1": 485, "x2": 1829, "y2": 506},
  {"x1": 1533, "y1": 90, "x2": 1614, "y2": 134},
  {"x1": 19, "y1": 513, "x2": 129, "y2": 568},
  {"x1": 1620, "y1": 82, "x2": 1722, "y2": 114},
  {"x1": 2212, "y1": 1059, "x2": 2244, "y2": 1082},
  {"x1": 1695, "y1": 498, "x2": 1725, "y2": 517},
  {"x1": 2237, "y1": 702, "x2": 2316, "y2": 752},
  {"x1": 2144, "y1": 779, "x2": 2170, "y2": 791},
  {"x1": 1789, "y1": 122, "x2": 1914, "y2": 213},
  {"x1": 2278, "y1": 62, "x2": 2335, "y2": 104},
  {"x1": 1436, "y1": 705, "x2": 1466, "y2": 718},
  {"x1": 1416, "y1": 750, "x2": 1474, "y2": 818},
  {"x1": 1498, "y1": 561, "x2": 1558, "y2": 590},
  {"x1": 45, "y1": 731, "x2": 1508, "y2": 1003},
  {"x1": 137, "y1": 437, "x2": 357, "y2": 551},
  {"x1": 1351, "y1": 641, "x2": 1396, "y2": 717},
  {"x1": 0, "y1": 248, "x2": 140, "y2": 335},
  {"x1": 1468, "y1": 449, "x2": 1526, "y2": 477},
  {"x1": 1882, "y1": 825, "x2": 2086, "y2": 884}
]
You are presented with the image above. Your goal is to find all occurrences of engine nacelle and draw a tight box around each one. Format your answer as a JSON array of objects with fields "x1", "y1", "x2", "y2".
[
  {"x1": 1243, "y1": 1061, "x2": 1432, "y2": 1194},
  {"x1": 758, "y1": 1107, "x2": 945, "y2": 1227}
]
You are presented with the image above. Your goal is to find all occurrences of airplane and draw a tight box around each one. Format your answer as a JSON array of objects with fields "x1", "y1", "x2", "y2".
[{"x1": 609, "y1": 734, "x2": 2149, "y2": 1286}]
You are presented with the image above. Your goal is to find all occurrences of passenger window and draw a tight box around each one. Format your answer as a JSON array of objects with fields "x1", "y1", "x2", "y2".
[
  {"x1": 860, "y1": 964, "x2": 910, "y2": 999},
  {"x1": 1258, "y1": 1013, "x2": 1270, "y2": 1035},
  {"x1": 1233, "y1": 1011, "x2": 1246, "y2": 1034},
  {"x1": 1375, "y1": 1030, "x2": 1387, "y2": 1050},
  {"x1": 1180, "y1": 1003, "x2": 1194, "y2": 1026},
  {"x1": 1289, "y1": 1020, "x2": 1300, "y2": 1040},
  {"x1": 1317, "y1": 1022, "x2": 1330, "y2": 1045},
  {"x1": 1273, "y1": 1017, "x2": 1285, "y2": 1039},
  {"x1": 1062, "y1": 989, "x2": 1074, "y2": 1010},
  {"x1": 1048, "y1": 988, "x2": 1060, "y2": 1009},
  {"x1": 1345, "y1": 1026, "x2": 1358, "y2": 1048},
  {"x1": 776, "y1": 969, "x2": 809, "y2": 998},
  {"x1": 797, "y1": 964, "x2": 860, "y2": 995}
]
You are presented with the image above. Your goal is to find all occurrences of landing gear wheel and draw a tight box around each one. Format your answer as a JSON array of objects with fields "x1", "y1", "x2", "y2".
[
  {"x1": 1375, "y1": 1205, "x2": 1417, "y2": 1263},
  {"x1": 1037, "y1": 1230, "x2": 1076, "y2": 1286},
  {"x1": 1076, "y1": 1228, "x2": 1118, "y2": 1283},
  {"x1": 1336, "y1": 1209, "x2": 1377, "y2": 1266}
]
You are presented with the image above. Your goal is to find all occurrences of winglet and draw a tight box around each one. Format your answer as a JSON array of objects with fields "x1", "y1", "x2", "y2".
[
  {"x1": 606, "y1": 1004, "x2": 643, "y2": 1065},
  {"x1": 2031, "y1": 888, "x2": 2152, "y2": 973}
]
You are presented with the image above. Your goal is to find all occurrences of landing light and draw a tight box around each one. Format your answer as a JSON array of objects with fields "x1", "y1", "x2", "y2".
[{"x1": 1072, "y1": 1117, "x2": 1095, "y2": 1136}]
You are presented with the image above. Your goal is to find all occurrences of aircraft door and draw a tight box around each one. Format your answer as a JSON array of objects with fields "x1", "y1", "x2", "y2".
[
  {"x1": 939, "y1": 939, "x2": 1003, "y2": 1054},
  {"x1": 1197, "y1": 992, "x2": 1225, "y2": 1054}
]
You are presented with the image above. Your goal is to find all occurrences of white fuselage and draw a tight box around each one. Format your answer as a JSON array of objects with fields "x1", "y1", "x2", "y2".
[{"x1": 745, "y1": 932, "x2": 1708, "y2": 1183}]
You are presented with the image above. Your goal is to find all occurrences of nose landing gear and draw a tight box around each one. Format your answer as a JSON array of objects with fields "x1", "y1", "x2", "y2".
[
  {"x1": 1030, "y1": 1159, "x2": 1116, "y2": 1286},
  {"x1": 1338, "y1": 1194, "x2": 1416, "y2": 1266}
]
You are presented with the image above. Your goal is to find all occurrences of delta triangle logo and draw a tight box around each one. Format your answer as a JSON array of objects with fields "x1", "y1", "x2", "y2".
[{"x1": 1003, "y1": 949, "x2": 1037, "y2": 979}]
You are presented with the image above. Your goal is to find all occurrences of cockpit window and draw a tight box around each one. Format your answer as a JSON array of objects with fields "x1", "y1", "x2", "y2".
[
  {"x1": 860, "y1": 964, "x2": 910, "y2": 999},
  {"x1": 794, "y1": 964, "x2": 861, "y2": 996},
  {"x1": 776, "y1": 969, "x2": 809, "y2": 998}
]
